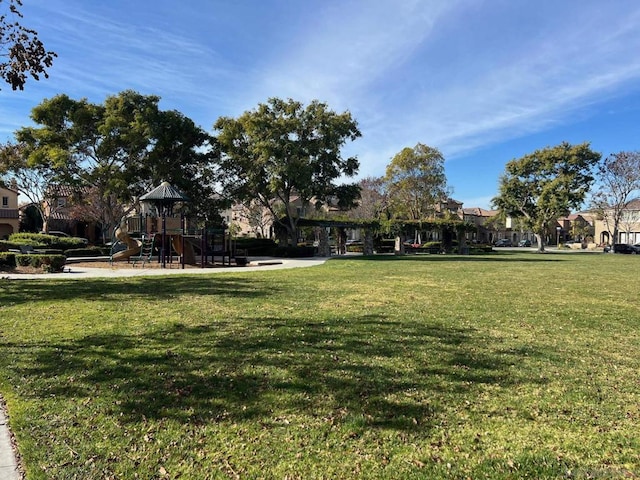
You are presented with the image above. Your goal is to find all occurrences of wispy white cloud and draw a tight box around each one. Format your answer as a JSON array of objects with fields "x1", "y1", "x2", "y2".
[
  {"x1": 368, "y1": 3, "x2": 640, "y2": 161},
  {"x1": 248, "y1": 0, "x2": 460, "y2": 108},
  {"x1": 1, "y1": 0, "x2": 251, "y2": 134},
  {"x1": 242, "y1": 1, "x2": 640, "y2": 176},
  {"x1": 4, "y1": 0, "x2": 640, "y2": 187}
]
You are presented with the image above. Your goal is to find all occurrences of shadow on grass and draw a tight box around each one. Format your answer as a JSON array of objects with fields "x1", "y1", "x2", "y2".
[
  {"x1": 3, "y1": 314, "x2": 551, "y2": 433},
  {"x1": 333, "y1": 252, "x2": 564, "y2": 263},
  {"x1": 0, "y1": 274, "x2": 277, "y2": 306}
]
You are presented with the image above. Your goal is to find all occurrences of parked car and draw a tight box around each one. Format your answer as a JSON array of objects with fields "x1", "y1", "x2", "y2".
[
  {"x1": 494, "y1": 238, "x2": 512, "y2": 247},
  {"x1": 518, "y1": 239, "x2": 532, "y2": 247},
  {"x1": 604, "y1": 243, "x2": 640, "y2": 254}
]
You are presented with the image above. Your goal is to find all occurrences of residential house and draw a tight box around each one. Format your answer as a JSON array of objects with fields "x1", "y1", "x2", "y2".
[
  {"x1": 556, "y1": 213, "x2": 595, "y2": 244},
  {"x1": 462, "y1": 207, "x2": 500, "y2": 243},
  {"x1": 43, "y1": 185, "x2": 99, "y2": 242},
  {"x1": 224, "y1": 194, "x2": 341, "y2": 240},
  {"x1": 462, "y1": 207, "x2": 537, "y2": 245},
  {"x1": 0, "y1": 184, "x2": 20, "y2": 239},
  {"x1": 435, "y1": 198, "x2": 463, "y2": 217},
  {"x1": 222, "y1": 201, "x2": 276, "y2": 239},
  {"x1": 594, "y1": 198, "x2": 640, "y2": 246}
]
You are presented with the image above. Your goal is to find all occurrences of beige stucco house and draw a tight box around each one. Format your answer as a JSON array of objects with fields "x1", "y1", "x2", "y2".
[
  {"x1": 0, "y1": 185, "x2": 20, "y2": 239},
  {"x1": 594, "y1": 198, "x2": 640, "y2": 246}
]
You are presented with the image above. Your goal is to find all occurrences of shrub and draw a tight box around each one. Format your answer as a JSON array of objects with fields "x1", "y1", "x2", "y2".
[
  {"x1": 8, "y1": 233, "x2": 86, "y2": 251},
  {"x1": 0, "y1": 253, "x2": 16, "y2": 269},
  {"x1": 0, "y1": 240, "x2": 21, "y2": 252},
  {"x1": 7, "y1": 234, "x2": 47, "y2": 248},
  {"x1": 346, "y1": 244, "x2": 364, "y2": 253},
  {"x1": 15, "y1": 254, "x2": 66, "y2": 273}
]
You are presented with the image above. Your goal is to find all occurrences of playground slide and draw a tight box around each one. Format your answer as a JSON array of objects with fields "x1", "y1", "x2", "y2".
[
  {"x1": 111, "y1": 243, "x2": 141, "y2": 261},
  {"x1": 111, "y1": 225, "x2": 142, "y2": 262},
  {"x1": 171, "y1": 235, "x2": 196, "y2": 264}
]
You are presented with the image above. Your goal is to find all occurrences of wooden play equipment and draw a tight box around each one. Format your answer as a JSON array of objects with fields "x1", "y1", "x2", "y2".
[{"x1": 110, "y1": 181, "x2": 242, "y2": 268}]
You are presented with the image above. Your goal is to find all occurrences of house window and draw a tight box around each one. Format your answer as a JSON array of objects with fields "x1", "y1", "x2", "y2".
[
  {"x1": 57, "y1": 198, "x2": 66, "y2": 208},
  {"x1": 1, "y1": 196, "x2": 8, "y2": 208}
]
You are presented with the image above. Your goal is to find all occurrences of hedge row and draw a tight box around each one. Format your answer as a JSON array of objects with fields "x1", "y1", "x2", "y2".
[
  {"x1": 9, "y1": 233, "x2": 86, "y2": 250},
  {"x1": 15, "y1": 254, "x2": 66, "y2": 273}
]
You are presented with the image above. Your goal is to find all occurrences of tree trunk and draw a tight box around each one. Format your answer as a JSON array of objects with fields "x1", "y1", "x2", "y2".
[
  {"x1": 535, "y1": 233, "x2": 545, "y2": 252},
  {"x1": 317, "y1": 227, "x2": 331, "y2": 257},
  {"x1": 363, "y1": 229, "x2": 374, "y2": 255}
]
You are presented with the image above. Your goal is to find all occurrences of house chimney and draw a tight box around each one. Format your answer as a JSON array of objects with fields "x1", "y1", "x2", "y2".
[{"x1": 9, "y1": 178, "x2": 18, "y2": 192}]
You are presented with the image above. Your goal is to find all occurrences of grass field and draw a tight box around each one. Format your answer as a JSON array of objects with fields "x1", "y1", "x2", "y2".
[{"x1": 0, "y1": 252, "x2": 639, "y2": 479}]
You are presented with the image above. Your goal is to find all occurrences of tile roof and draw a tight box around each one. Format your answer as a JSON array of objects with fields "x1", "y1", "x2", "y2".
[
  {"x1": 624, "y1": 198, "x2": 640, "y2": 210},
  {"x1": 462, "y1": 207, "x2": 498, "y2": 217}
]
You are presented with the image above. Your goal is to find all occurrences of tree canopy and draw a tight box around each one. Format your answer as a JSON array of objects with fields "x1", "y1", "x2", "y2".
[
  {"x1": 214, "y1": 97, "x2": 361, "y2": 244},
  {"x1": 10, "y1": 90, "x2": 216, "y2": 238},
  {"x1": 492, "y1": 142, "x2": 601, "y2": 251},
  {"x1": 384, "y1": 143, "x2": 449, "y2": 220},
  {"x1": 0, "y1": 0, "x2": 56, "y2": 90}
]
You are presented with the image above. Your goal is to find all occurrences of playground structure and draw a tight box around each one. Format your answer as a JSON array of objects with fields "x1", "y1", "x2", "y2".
[
  {"x1": 109, "y1": 181, "x2": 245, "y2": 268},
  {"x1": 109, "y1": 214, "x2": 239, "y2": 268}
]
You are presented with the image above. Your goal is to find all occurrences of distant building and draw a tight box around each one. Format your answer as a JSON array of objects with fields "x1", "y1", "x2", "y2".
[
  {"x1": 556, "y1": 213, "x2": 595, "y2": 243},
  {"x1": 0, "y1": 184, "x2": 20, "y2": 239},
  {"x1": 462, "y1": 207, "x2": 537, "y2": 245},
  {"x1": 43, "y1": 185, "x2": 98, "y2": 242},
  {"x1": 594, "y1": 198, "x2": 640, "y2": 245}
]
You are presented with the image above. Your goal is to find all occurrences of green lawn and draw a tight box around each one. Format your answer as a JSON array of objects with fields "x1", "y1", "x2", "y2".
[{"x1": 0, "y1": 253, "x2": 639, "y2": 479}]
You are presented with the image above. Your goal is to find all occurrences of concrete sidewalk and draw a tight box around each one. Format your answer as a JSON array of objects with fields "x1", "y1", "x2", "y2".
[{"x1": 0, "y1": 406, "x2": 19, "y2": 480}]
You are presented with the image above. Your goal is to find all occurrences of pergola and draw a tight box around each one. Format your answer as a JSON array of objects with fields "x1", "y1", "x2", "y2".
[{"x1": 291, "y1": 218, "x2": 379, "y2": 256}]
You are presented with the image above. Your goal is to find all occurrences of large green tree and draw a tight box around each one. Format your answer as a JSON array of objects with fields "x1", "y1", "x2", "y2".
[
  {"x1": 13, "y1": 90, "x2": 216, "y2": 240},
  {"x1": 214, "y1": 97, "x2": 361, "y2": 244},
  {"x1": 589, "y1": 151, "x2": 640, "y2": 251},
  {"x1": 384, "y1": 143, "x2": 449, "y2": 220},
  {"x1": 492, "y1": 142, "x2": 601, "y2": 252},
  {"x1": 1, "y1": 0, "x2": 56, "y2": 90}
]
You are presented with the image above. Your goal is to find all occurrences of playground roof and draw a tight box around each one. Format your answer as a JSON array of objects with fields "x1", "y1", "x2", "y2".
[{"x1": 140, "y1": 181, "x2": 189, "y2": 205}]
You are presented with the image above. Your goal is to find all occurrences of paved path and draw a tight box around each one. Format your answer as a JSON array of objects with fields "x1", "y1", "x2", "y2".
[
  {"x1": 0, "y1": 256, "x2": 329, "y2": 479},
  {"x1": 0, "y1": 406, "x2": 19, "y2": 480}
]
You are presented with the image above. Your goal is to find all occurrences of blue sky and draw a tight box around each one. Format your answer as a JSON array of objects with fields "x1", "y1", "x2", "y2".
[{"x1": 2, "y1": 0, "x2": 640, "y2": 209}]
